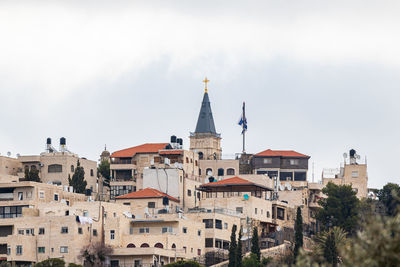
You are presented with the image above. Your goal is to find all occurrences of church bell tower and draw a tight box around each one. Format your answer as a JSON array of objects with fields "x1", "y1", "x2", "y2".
[{"x1": 189, "y1": 77, "x2": 222, "y2": 160}]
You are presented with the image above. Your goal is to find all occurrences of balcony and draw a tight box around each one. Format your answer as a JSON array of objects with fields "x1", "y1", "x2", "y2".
[{"x1": 187, "y1": 207, "x2": 242, "y2": 217}]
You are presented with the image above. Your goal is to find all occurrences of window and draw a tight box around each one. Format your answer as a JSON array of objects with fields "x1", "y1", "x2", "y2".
[
  {"x1": 277, "y1": 208, "x2": 285, "y2": 220},
  {"x1": 197, "y1": 192, "x2": 201, "y2": 200},
  {"x1": 198, "y1": 249, "x2": 201, "y2": 256},
  {"x1": 215, "y1": 220, "x2": 222, "y2": 229},
  {"x1": 110, "y1": 230, "x2": 115, "y2": 240},
  {"x1": 16, "y1": 245, "x2": 22, "y2": 255},
  {"x1": 289, "y1": 159, "x2": 299, "y2": 165},
  {"x1": 83, "y1": 210, "x2": 89, "y2": 217},
  {"x1": 263, "y1": 158, "x2": 272, "y2": 164},
  {"x1": 294, "y1": 172, "x2": 307, "y2": 181},
  {"x1": 186, "y1": 157, "x2": 189, "y2": 163},
  {"x1": 134, "y1": 260, "x2": 142, "y2": 267},
  {"x1": 39, "y1": 191, "x2": 44, "y2": 199},
  {"x1": 203, "y1": 219, "x2": 213, "y2": 228},
  {"x1": 54, "y1": 194, "x2": 59, "y2": 201},
  {"x1": 236, "y1": 207, "x2": 243, "y2": 214},
  {"x1": 93, "y1": 229, "x2": 97, "y2": 236},
  {"x1": 187, "y1": 190, "x2": 192, "y2": 197},
  {"x1": 26, "y1": 229, "x2": 34, "y2": 235},
  {"x1": 206, "y1": 168, "x2": 212, "y2": 176},
  {"x1": 183, "y1": 227, "x2": 187, "y2": 234},
  {"x1": 123, "y1": 202, "x2": 130, "y2": 206},
  {"x1": 267, "y1": 211, "x2": 270, "y2": 218},
  {"x1": 352, "y1": 171, "x2": 359, "y2": 178},
  {"x1": 39, "y1": 228, "x2": 45, "y2": 235},
  {"x1": 280, "y1": 172, "x2": 293, "y2": 181},
  {"x1": 90, "y1": 169, "x2": 94, "y2": 176},
  {"x1": 71, "y1": 165, "x2": 74, "y2": 172},
  {"x1": 139, "y1": 228, "x2": 149, "y2": 233},
  {"x1": 65, "y1": 210, "x2": 69, "y2": 216},
  {"x1": 205, "y1": 238, "x2": 213, "y2": 247},
  {"x1": 7, "y1": 246, "x2": 10, "y2": 255},
  {"x1": 217, "y1": 168, "x2": 224, "y2": 176},
  {"x1": 198, "y1": 230, "x2": 201, "y2": 236},
  {"x1": 198, "y1": 152, "x2": 203, "y2": 160},
  {"x1": 48, "y1": 164, "x2": 62, "y2": 173},
  {"x1": 224, "y1": 223, "x2": 228, "y2": 229},
  {"x1": 38, "y1": 247, "x2": 45, "y2": 253},
  {"x1": 255, "y1": 208, "x2": 258, "y2": 214},
  {"x1": 148, "y1": 202, "x2": 155, "y2": 208},
  {"x1": 78, "y1": 227, "x2": 83, "y2": 234},
  {"x1": 195, "y1": 160, "x2": 198, "y2": 166},
  {"x1": 18, "y1": 192, "x2": 23, "y2": 200},
  {"x1": 60, "y1": 246, "x2": 68, "y2": 253},
  {"x1": 227, "y1": 168, "x2": 235, "y2": 175},
  {"x1": 61, "y1": 227, "x2": 68, "y2": 234},
  {"x1": 18, "y1": 229, "x2": 24, "y2": 235},
  {"x1": 183, "y1": 246, "x2": 187, "y2": 253}
]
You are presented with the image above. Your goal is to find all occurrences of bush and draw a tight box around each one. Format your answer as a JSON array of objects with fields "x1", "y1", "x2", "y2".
[
  {"x1": 35, "y1": 258, "x2": 65, "y2": 267},
  {"x1": 68, "y1": 264, "x2": 83, "y2": 267},
  {"x1": 164, "y1": 260, "x2": 205, "y2": 267},
  {"x1": 242, "y1": 253, "x2": 260, "y2": 267}
]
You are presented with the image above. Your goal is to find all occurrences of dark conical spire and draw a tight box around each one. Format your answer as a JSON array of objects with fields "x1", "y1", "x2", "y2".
[{"x1": 195, "y1": 92, "x2": 217, "y2": 134}]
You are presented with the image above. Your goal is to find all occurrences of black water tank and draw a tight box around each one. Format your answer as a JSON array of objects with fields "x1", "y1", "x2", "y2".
[
  {"x1": 46, "y1": 138, "x2": 52, "y2": 145},
  {"x1": 350, "y1": 149, "x2": 356, "y2": 157},
  {"x1": 60, "y1": 137, "x2": 66, "y2": 146},
  {"x1": 170, "y1": 135, "x2": 177, "y2": 143},
  {"x1": 162, "y1": 196, "x2": 169, "y2": 206},
  {"x1": 177, "y1": 138, "x2": 183, "y2": 146},
  {"x1": 208, "y1": 176, "x2": 215, "y2": 183}
]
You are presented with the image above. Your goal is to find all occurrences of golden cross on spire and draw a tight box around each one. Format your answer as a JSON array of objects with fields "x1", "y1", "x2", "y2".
[{"x1": 203, "y1": 76, "x2": 210, "y2": 93}]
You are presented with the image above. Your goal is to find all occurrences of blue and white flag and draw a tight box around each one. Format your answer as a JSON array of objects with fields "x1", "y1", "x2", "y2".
[{"x1": 238, "y1": 102, "x2": 247, "y2": 134}]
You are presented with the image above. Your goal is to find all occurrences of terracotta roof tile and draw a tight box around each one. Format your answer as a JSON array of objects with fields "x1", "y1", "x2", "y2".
[
  {"x1": 158, "y1": 150, "x2": 183, "y2": 155},
  {"x1": 255, "y1": 149, "x2": 310, "y2": 158},
  {"x1": 202, "y1": 176, "x2": 253, "y2": 186},
  {"x1": 111, "y1": 143, "x2": 169, "y2": 158},
  {"x1": 115, "y1": 188, "x2": 179, "y2": 202}
]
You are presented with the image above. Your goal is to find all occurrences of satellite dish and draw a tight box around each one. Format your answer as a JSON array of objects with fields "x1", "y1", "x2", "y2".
[
  {"x1": 244, "y1": 194, "x2": 249, "y2": 200},
  {"x1": 174, "y1": 162, "x2": 179, "y2": 168},
  {"x1": 279, "y1": 184, "x2": 285, "y2": 191},
  {"x1": 7, "y1": 152, "x2": 11, "y2": 157},
  {"x1": 286, "y1": 183, "x2": 292, "y2": 191},
  {"x1": 343, "y1": 153, "x2": 347, "y2": 158},
  {"x1": 277, "y1": 226, "x2": 281, "y2": 231},
  {"x1": 207, "y1": 170, "x2": 212, "y2": 176}
]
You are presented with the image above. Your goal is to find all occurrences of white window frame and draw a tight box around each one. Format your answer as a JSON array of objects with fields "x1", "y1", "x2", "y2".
[
  {"x1": 16, "y1": 245, "x2": 22, "y2": 255},
  {"x1": 290, "y1": 159, "x2": 299, "y2": 165},
  {"x1": 60, "y1": 246, "x2": 68, "y2": 253}
]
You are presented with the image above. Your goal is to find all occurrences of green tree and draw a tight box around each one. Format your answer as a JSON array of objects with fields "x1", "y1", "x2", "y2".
[
  {"x1": 316, "y1": 182, "x2": 359, "y2": 234},
  {"x1": 68, "y1": 160, "x2": 87, "y2": 194},
  {"x1": 228, "y1": 224, "x2": 237, "y2": 267},
  {"x1": 164, "y1": 260, "x2": 205, "y2": 267},
  {"x1": 24, "y1": 168, "x2": 41, "y2": 182},
  {"x1": 341, "y1": 214, "x2": 400, "y2": 267},
  {"x1": 251, "y1": 227, "x2": 260, "y2": 262},
  {"x1": 293, "y1": 207, "x2": 303, "y2": 261},
  {"x1": 98, "y1": 159, "x2": 110, "y2": 188},
  {"x1": 68, "y1": 264, "x2": 83, "y2": 267},
  {"x1": 242, "y1": 253, "x2": 260, "y2": 267},
  {"x1": 236, "y1": 226, "x2": 243, "y2": 267},
  {"x1": 35, "y1": 258, "x2": 65, "y2": 267},
  {"x1": 312, "y1": 227, "x2": 347, "y2": 265},
  {"x1": 323, "y1": 231, "x2": 338, "y2": 267},
  {"x1": 377, "y1": 182, "x2": 400, "y2": 216},
  {"x1": 79, "y1": 242, "x2": 113, "y2": 267}
]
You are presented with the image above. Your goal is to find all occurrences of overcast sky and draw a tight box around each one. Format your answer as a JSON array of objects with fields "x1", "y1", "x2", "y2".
[{"x1": 1, "y1": 0, "x2": 399, "y2": 189}]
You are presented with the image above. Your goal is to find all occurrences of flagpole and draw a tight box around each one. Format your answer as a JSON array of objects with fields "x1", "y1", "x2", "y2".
[{"x1": 242, "y1": 102, "x2": 246, "y2": 154}]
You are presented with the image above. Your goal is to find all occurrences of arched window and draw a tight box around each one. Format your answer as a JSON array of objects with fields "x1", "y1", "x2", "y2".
[
  {"x1": 227, "y1": 168, "x2": 235, "y2": 175},
  {"x1": 71, "y1": 165, "x2": 74, "y2": 172},
  {"x1": 154, "y1": 243, "x2": 163, "y2": 248},
  {"x1": 217, "y1": 168, "x2": 224, "y2": 176},
  {"x1": 140, "y1": 243, "x2": 149, "y2": 248},
  {"x1": 206, "y1": 168, "x2": 213, "y2": 176},
  {"x1": 198, "y1": 152, "x2": 203, "y2": 160},
  {"x1": 127, "y1": 243, "x2": 136, "y2": 248},
  {"x1": 48, "y1": 164, "x2": 62, "y2": 173},
  {"x1": 171, "y1": 243, "x2": 176, "y2": 249}
]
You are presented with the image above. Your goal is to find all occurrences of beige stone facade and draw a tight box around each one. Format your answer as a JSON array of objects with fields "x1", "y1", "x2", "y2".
[{"x1": 189, "y1": 133, "x2": 222, "y2": 160}]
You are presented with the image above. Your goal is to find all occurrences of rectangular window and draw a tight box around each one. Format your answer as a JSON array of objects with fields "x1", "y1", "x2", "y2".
[
  {"x1": 83, "y1": 210, "x2": 89, "y2": 217},
  {"x1": 202, "y1": 219, "x2": 213, "y2": 228},
  {"x1": 54, "y1": 194, "x2": 59, "y2": 201},
  {"x1": 60, "y1": 246, "x2": 68, "y2": 253},
  {"x1": 18, "y1": 229, "x2": 24, "y2": 235},
  {"x1": 61, "y1": 227, "x2": 68, "y2": 234},
  {"x1": 352, "y1": 171, "x2": 359, "y2": 178},
  {"x1": 39, "y1": 191, "x2": 45, "y2": 199},
  {"x1": 224, "y1": 223, "x2": 228, "y2": 229},
  {"x1": 78, "y1": 227, "x2": 83, "y2": 234},
  {"x1": 198, "y1": 249, "x2": 201, "y2": 256},
  {"x1": 198, "y1": 230, "x2": 201, "y2": 236},
  {"x1": 290, "y1": 159, "x2": 299, "y2": 165},
  {"x1": 263, "y1": 158, "x2": 272, "y2": 164},
  {"x1": 187, "y1": 190, "x2": 192, "y2": 196},
  {"x1": 183, "y1": 227, "x2": 187, "y2": 234},
  {"x1": 110, "y1": 230, "x2": 115, "y2": 240},
  {"x1": 255, "y1": 208, "x2": 258, "y2": 214},
  {"x1": 18, "y1": 192, "x2": 23, "y2": 200},
  {"x1": 162, "y1": 227, "x2": 168, "y2": 233},
  {"x1": 7, "y1": 246, "x2": 10, "y2": 255},
  {"x1": 38, "y1": 247, "x2": 45, "y2": 253},
  {"x1": 148, "y1": 202, "x2": 155, "y2": 208},
  {"x1": 139, "y1": 228, "x2": 149, "y2": 233},
  {"x1": 16, "y1": 245, "x2": 22, "y2": 255},
  {"x1": 277, "y1": 208, "x2": 285, "y2": 220},
  {"x1": 236, "y1": 207, "x2": 243, "y2": 214},
  {"x1": 205, "y1": 238, "x2": 213, "y2": 248},
  {"x1": 215, "y1": 220, "x2": 222, "y2": 229},
  {"x1": 93, "y1": 229, "x2": 98, "y2": 236}
]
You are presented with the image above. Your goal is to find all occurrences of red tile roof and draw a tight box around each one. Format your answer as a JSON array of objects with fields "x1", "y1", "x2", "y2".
[
  {"x1": 159, "y1": 150, "x2": 183, "y2": 155},
  {"x1": 202, "y1": 176, "x2": 253, "y2": 186},
  {"x1": 115, "y1": 188, "x2": 179, "y2": 202},
  {"x1": 111, "y1": 143, "x2": 169, "y2": 158},
  {"x1": 255, "y1": 149, "x2": 310, "y2": 158}
]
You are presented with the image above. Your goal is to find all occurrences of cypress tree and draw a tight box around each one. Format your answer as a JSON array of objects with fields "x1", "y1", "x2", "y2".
[
  {"x1": 68, "y1": 160, "x2": 87, "y2": 193},
  {"x1": 324, "y1": 230, "x2": 338, "y2": 267},
  {"x1": 236, "y1": 226, "x2": 243, "y2": 267},
  {"x1": 228, "y1": 225, "x2": 237, "y2": 267},
  {"x1": 251, "y1": 227, "x2": 260, "y2": 262},
  {"x1": 294, "y1": 206, "x2": 303, "y2": 261}
]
